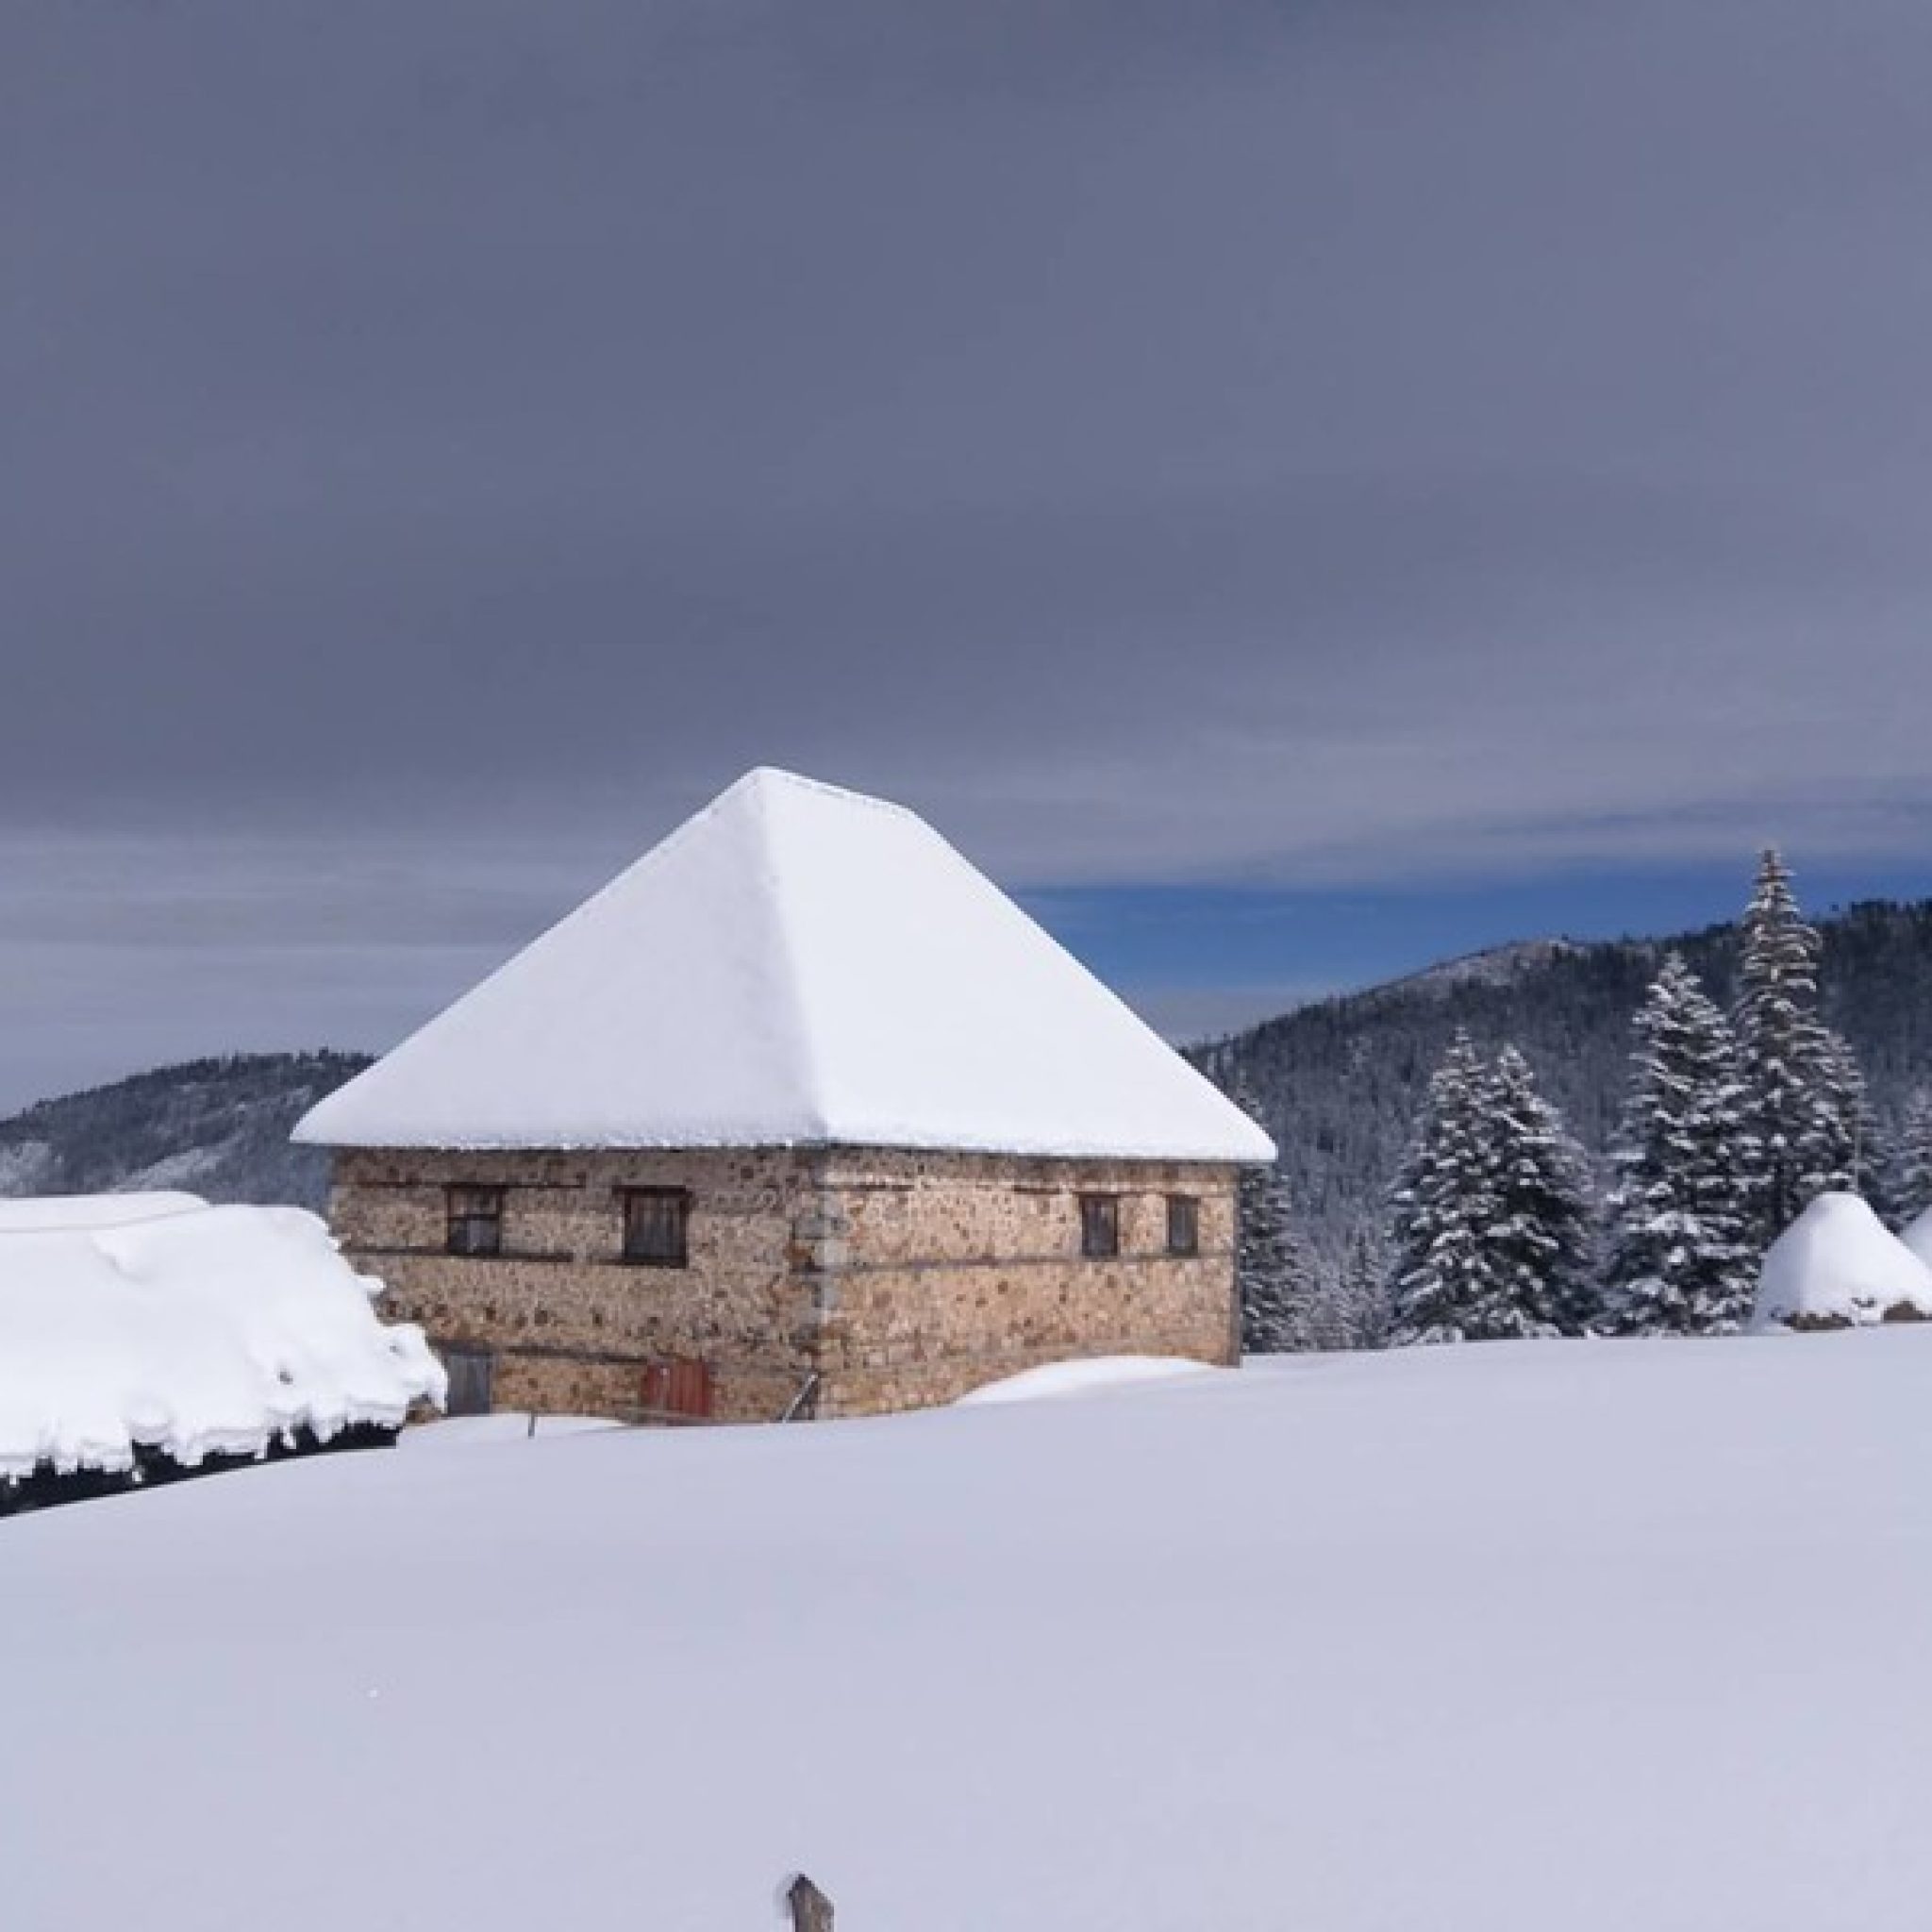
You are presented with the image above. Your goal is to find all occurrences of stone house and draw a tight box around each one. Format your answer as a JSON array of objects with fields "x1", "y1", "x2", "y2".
[{"x1": 293, "y1": 769, "x2": 1274, "y2": 1423}]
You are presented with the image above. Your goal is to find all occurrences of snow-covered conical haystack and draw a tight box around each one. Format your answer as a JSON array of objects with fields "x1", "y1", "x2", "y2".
[
  {"x1": 1900, "y1": 1207, "x2": 1932, "y2": 1272},
  {"x1": 1751, "y1": 1192, "x2": 1932, "y2": 1332},
  {"x1": 0, "y1": 1194, "x2": 444, "y2": 1486}
]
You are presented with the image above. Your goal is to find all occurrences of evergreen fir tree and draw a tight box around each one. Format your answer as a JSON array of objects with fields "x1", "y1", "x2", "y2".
[
  {"x1": 1811, "y1": 1026, "x2": 1877, "y2": 1201},
  {"x1": 1478, "y1": 1046, "x2": 1599, "y2": 1337},
  {"x1": 1236, "y1": 1152, "x2": 1307, "y2": 1353},
  {"x1": 1282, "y1": 1237, "x2": 1356, "y2": 1352},
  {"x1": 1221, "y1": 1076, "x2": 1306, "y2": 1353},
  {"x1": 1892, "y1": 1090, "x2": 1932, "y2": 1226},
  {"x1": 1602, "y1": 954, "x2": 1757, "y2": 1335},
  {"x1": 1387, "y1": 1032, "x2": 1498, "y2": 1345},
  {"x1": 1735, "y1": 848, "x2": 1837, "y2": 1245},
  {"x1": 1337, "y1": 1230, "x2": 1392, "y2": 1350}
]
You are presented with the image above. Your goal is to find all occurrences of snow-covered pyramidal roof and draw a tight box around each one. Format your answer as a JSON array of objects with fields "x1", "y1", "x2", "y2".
[{"x1": 295, "y1": 769, "x2": 1275, "y2": 1164}]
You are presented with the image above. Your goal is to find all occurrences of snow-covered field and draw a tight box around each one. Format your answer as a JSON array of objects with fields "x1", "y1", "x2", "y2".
[{"x1": 4, "y1": 1332, "x2": 1926, "y2": 1931}]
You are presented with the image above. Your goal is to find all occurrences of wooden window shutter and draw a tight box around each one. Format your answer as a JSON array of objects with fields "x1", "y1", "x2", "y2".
[
  {"x1": 445, "y1": 1186, "x2": 505, "y2": 1257},
  {"x1": 1166, "y1": 1194, "x2": 1200, "y2": 1257},
  {"x1": 1079, "y1": 1193, "x2": 1120, "y2": 1259},
  {"x1": 622, "y1": 1188, "x2": 690, "y2": 1266}
]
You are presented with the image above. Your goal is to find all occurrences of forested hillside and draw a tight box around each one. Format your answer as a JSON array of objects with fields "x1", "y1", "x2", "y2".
[
  {"x1": 1197, "y1": 898, "x2": 1932, "y2": 1264},
  {"x1": 4, "y1": 895, "x2": 1927, "y2": 1243},
  {"x1": 0, "y1": 1052, "x2": 372, "y2": 1208}
]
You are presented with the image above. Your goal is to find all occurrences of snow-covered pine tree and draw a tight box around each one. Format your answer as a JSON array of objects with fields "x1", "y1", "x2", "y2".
[
  {"x1": 1237, "y1": 1156, "x2": 1309, "y2": 1353},
  {"x1": 1891, "y1": 1090, "x2": 1932, "y2": 1225},
  {"x1": 1337, "y1": 1229, "x2": 1392, "y2": 1350},
  {"x1": 1735, "y1": 848, "x2": 1837, "y2": 1246},
  {"x1": 1478, "y1": 1045, "x2": 1599, "y2": 1337},
  {"x1": 1602, "y1": 954, "x2": 1757, "y2": 1335},
  {"x1": 1387, "y1": 1032, "x2": 1498, "y2": 1345},
  {"x1": 1224, "y1": 1077, "x2": 1307, "y2": 1353},
  {"x1": 1810, "y1": 1026, "x2": 1878, "y2": 1202},
  {"x1": 1281, "y1": 1238, "x2": 1357, "y2": 1352}
]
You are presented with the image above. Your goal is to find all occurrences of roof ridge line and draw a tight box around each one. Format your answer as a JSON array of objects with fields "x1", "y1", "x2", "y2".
[
  {"x1": 749, "y1": 774, "x2": 837, "y2": 1143},
  {"x1": 742, "y1": 766, "x2": 920, "y2": 824}
]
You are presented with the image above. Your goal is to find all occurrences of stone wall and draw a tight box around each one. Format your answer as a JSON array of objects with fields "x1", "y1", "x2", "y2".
[
  {"x1": 328, "y1": 1145, "x2": 1240, "y2": 1424},
  {"x1": 809, "y1": 1148, "x2": 1241, "y2": 1416},
  {"x1": 330, "y1": 1147, "x2": 819, "y2": 1423}
]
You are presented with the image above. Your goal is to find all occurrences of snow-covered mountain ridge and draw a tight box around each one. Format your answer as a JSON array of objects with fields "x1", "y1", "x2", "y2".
[
  {"x1": 0, "y1": 1053, "x2": 371, "y2": 1210},
  {"x1": 1199, "y1": 896, "x2": 1932, "y2": 1261},
  {"x1": 1379, "y1": 936, "x2": 1586, "y2": 999}
]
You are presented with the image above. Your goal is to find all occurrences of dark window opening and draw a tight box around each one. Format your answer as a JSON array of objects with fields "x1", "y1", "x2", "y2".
[
  {"x1": 622, "y1": 1187, "x2": 691, "y2": 1267},
  {"x1": 442, "y1": 1344, "x2": 496, "y2": 1417},
  {"x1": 1079, "y1": 1193, "x2": 1120, "y2": 1259},
  {"x1": 445, "y1": 1185, "x2": 504, "y2": 1257},
  {"x1": 1167, "y1": 1194, "x2": 1200, "y2": 1257}
]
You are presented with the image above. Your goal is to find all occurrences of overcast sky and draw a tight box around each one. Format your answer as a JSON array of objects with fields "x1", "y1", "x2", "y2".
[{"x1": 4, "y1": 0, "x2": 1930, "y2": 1108}]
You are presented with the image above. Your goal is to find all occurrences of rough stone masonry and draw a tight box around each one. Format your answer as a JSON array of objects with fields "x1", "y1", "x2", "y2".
[{"x1": 329, "y1": 1145, "x2": 1241, "y2": 1423}]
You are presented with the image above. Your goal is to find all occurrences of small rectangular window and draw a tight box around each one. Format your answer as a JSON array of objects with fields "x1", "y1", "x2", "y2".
[
  {"x1": 622, "y1": 1187, "x2": 691, "y2": 1267},
  {"x1": 445, "y1": 1185, "x2": 504, "y2": 1257},
  {"x1": 1166, "y1": 1194, "x2": 1200, "y2": 1257},
  {"x1": 1079, "y1": 1193, "x2": 1120, "y2": 1259}
]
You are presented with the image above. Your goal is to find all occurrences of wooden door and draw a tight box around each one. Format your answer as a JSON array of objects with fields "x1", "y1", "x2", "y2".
[
  {"x1": 641, "y1": 1357, "x2": 715, "y2": 1423},
  {"x1": 443, "y1": 1344, "x2": 496, "y2": 1417}
]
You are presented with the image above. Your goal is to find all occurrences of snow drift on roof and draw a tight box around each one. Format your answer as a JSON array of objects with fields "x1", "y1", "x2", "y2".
[
  {"x1": 0, "y1": 1191, "x2": 206, "y2": 1233},
  {"x1": 294, "y1": 768, "x2": 1275, "y2": 1164},
  {"x1": 0, "y1": 1199, "x2": 445, "y2": 1480},
  {"x1": 1751, "y1": 1191, "x2": 1932, "y2": 1331}
]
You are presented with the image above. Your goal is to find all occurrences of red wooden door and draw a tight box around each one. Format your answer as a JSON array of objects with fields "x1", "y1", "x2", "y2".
[{"x1": 641, "y1": 1358, "x2": 714, "y2": 1423}]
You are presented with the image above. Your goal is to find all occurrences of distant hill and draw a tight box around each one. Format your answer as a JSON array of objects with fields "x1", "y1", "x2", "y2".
[
  {"x1": 6, "y1": 895, "x2": 1929, "y2": 1245},
  {"x1": 1195, "y1": 899, "x2": 1932, "y2": 1264},
  {"x1": 0, "y1": 1052, "x2": 373, "y2": 1209}
]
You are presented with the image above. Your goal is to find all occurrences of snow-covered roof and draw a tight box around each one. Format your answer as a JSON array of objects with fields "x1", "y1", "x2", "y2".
[
  {"x1": 295, "y1": 768, "x2": 1275, "y2": 1164},
  {"x1": 0, "y1": 1191, "x2": 205, "y2": 1233},
  {"x1": 1752, "y1": 1191, "x2": 1932, "y2": 1332},
  {"x1": 0, "y1": 1197, "x2": 445, "y2": 1480}
]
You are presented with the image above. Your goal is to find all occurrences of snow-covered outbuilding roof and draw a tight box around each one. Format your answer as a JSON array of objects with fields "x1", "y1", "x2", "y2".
[
  {"x1": 295, "y1": 768, "x2": 1274, "y2": 1164},
  {"x1": 1752, "y1": 1191, "x2": 1932, "y2": 1332},
  {"x1": 0, "y1": 1191, "x2": 205, "y2": 1233},
  {"x1": 0, "y1": 1195, "x2": 445, "y2": 1480}
]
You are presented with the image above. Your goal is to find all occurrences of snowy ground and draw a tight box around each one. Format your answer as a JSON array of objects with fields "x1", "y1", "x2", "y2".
[{"x1": 4, "y1": 1331, "x2": 1927, "y2": 1932}]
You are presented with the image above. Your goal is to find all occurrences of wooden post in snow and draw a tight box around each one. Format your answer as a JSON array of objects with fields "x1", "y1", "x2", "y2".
[{"x1": 784, "y1": 1874, "x2": 834, "y2": 1931}]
